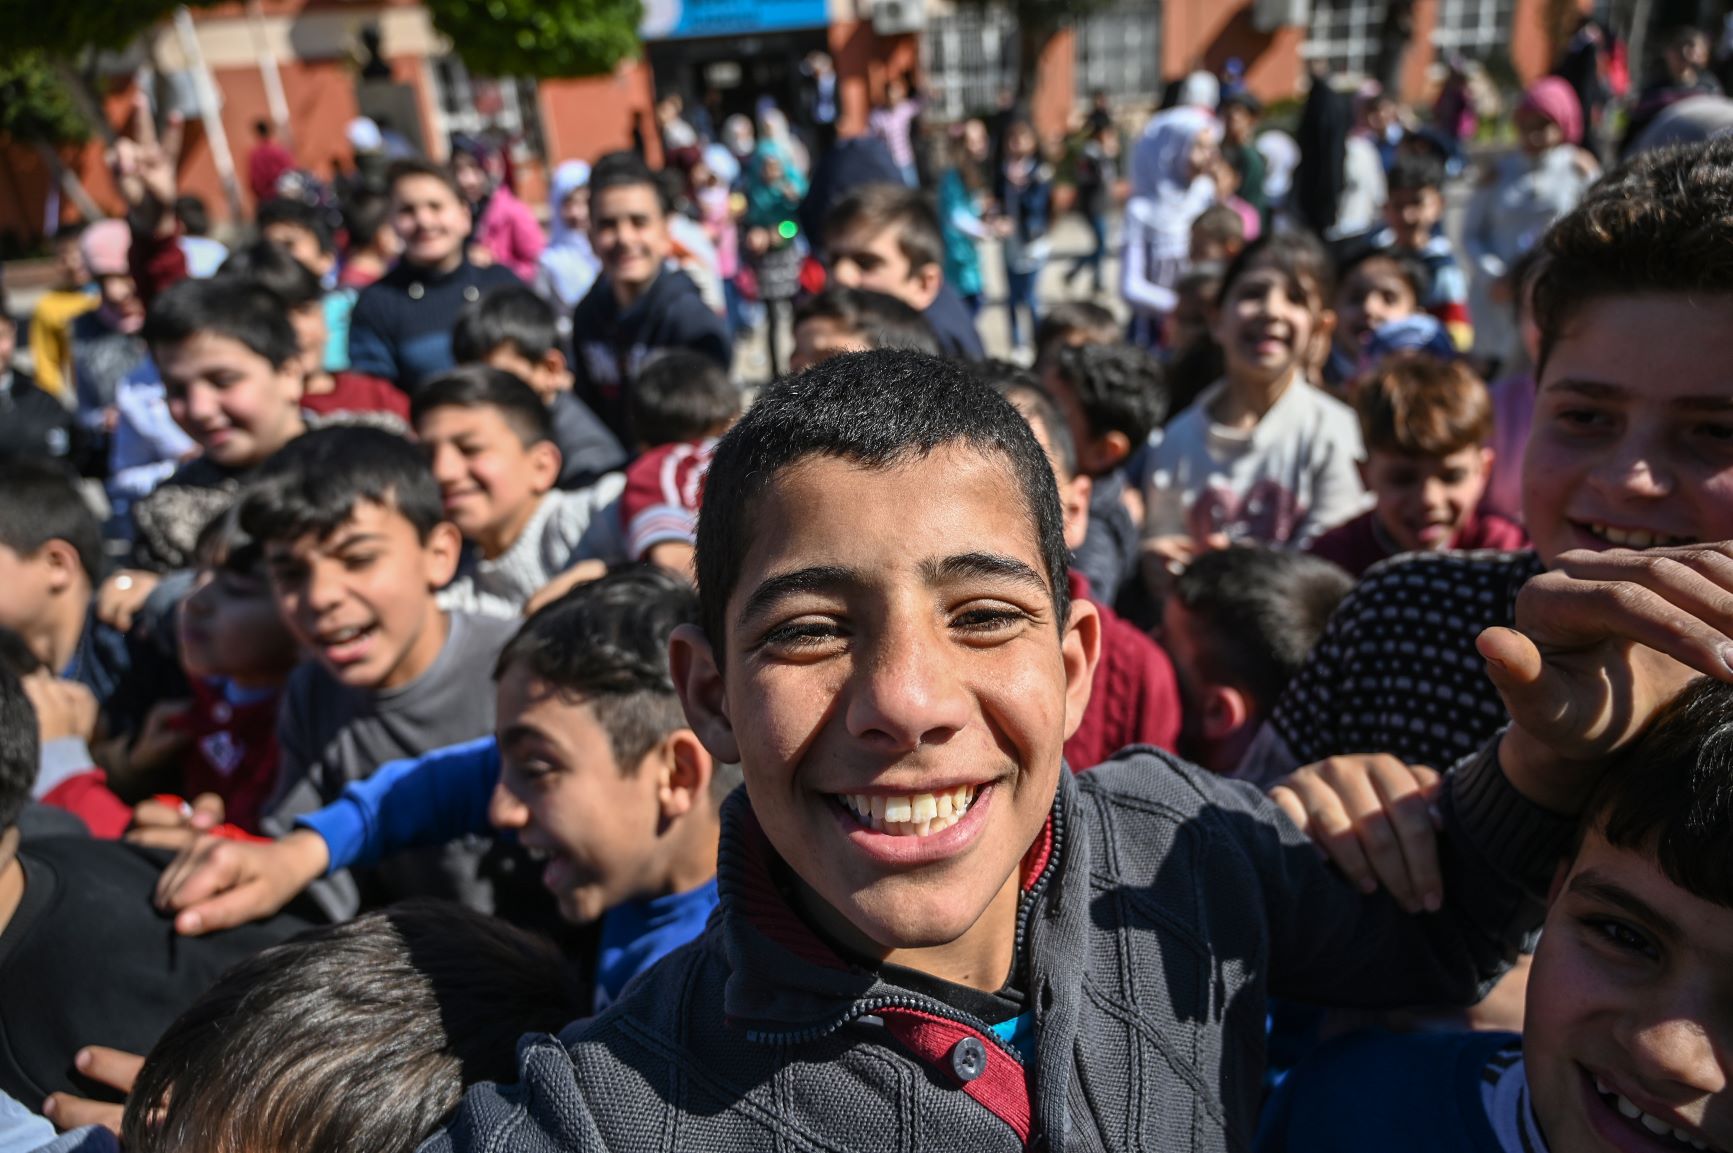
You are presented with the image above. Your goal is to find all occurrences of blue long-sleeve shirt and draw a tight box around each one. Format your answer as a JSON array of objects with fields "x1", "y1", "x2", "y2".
[{"x1": 293, "y1": 735, "x2": 718, "y2": 1009}]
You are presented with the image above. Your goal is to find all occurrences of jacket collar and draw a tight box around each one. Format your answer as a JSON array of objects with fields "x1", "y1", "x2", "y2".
[{"x1": 713, "y1": 767, "x2": 1073, "y2": 1041}]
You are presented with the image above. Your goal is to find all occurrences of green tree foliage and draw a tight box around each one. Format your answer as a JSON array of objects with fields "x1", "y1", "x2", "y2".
[
  {"x1": 0, "y1": 0, "x2": 215, "y2": 61},
  {"x1": 0, "y1": 54, "x2": 89, "y2": 145},
  {"x1": 424, "y1": 0, "x2": 645, "y2": 79}
]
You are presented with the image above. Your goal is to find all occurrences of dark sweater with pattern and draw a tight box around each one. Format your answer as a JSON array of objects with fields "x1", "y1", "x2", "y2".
[{"x1": 425, "y1": 740, "x2": 1570, "y2": 1153}]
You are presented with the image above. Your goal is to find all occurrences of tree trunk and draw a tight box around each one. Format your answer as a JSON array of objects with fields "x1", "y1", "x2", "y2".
[
  {"x1": 1373, "y1": 0, "x2": 1415, "y2": 96},
  {"x1": 35, "y1": 142, "x2": 106, "y2": 223},
  {"x1": 1016, "y1": 21, "x2": 1058, "y2": 102}
]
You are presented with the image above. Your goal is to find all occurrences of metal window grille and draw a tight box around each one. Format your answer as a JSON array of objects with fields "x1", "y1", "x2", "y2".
[
  {"x1": 1301, "y1": 0, "x2": 1383, "y2": 79},
  {"x1": 429, "y1": 55, "x2": 546, "y2": 159},
  {"x1": 1072, "y1": 0, "x2": 1164, "y2": 103},
  {"x1": 920, "y1": 6, "x2": 1020, "y2": 121},
  {"x1": 1432, "y1": 0, "x2": 1514, "y2": 57}
]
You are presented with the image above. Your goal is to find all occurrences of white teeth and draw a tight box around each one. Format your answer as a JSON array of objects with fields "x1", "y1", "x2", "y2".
[
  {"x1": 1595, "y1": 1077, "x2": 1611, "y2": 1094},
  {"x1": 1618, "y1": 1095, "x2": 1643, "y2": 1120},
  {"x1": 1589, "y1": 522, "x2": 1691, "y2": 549},
  {"x1": 838, "y1": 786, "x2": 978, "y2": 838},
  {"x1": 1643, "y1": 1113, "x2": 1673, "y2": 1136},
  {"x1": 1601, "y1": 1088, "x2": 1709, "y2": 1150}
]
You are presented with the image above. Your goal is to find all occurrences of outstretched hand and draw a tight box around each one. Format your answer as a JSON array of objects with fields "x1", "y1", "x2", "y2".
[
  {"x1": 1270, "y1": 755, "x2": 1444, "y2": 914},
  {"x1": 108, "y1": 90, "x2": 183, "y2": 220},
  {"x1": 154, "y1": 828, "x2": 330, "y2": 936},
  {"x1": 1481, "y1": 544, "x2": 1733, "y2": 812}
]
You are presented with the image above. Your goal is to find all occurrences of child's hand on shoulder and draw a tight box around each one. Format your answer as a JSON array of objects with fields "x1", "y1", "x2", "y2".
[
  {"x1": 98, "y1": 569, "x2": 162, "y2": 633},
  {"x1": 1480, "y1": 543, "x2": 1733, "y2": 812},
  {"x1": 1269, "y1": 754, "x2": 1444, "y2": 914}
]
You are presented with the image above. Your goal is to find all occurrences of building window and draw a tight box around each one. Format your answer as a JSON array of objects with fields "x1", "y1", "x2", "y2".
[
  {"x1": 921, "y1": 6, "x2": 1020, "y2": 121},
  {"x1": 429, "y1": 55, "x2": 546, "y2": 160},
  {"x1": 1432, "y1": 0, "x2": 1514, "y2": 59},
  {"x1": 1073, "y1": 0, "x2": 1163, "y2": 104},
  {"x1": 1302, "y1": 0, "x2": 1382, "y2": 79}
]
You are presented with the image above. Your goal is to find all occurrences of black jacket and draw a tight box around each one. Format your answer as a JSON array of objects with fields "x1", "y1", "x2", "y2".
[
  {"x1": 426, "y1": 742, "x2": 1568, "y2": 1152},
  {"x1": 570, "y1": 268, "x2": 731, "y2": 444},
  {"x1": 0, "y1": 370, "x2": 76, "y2": 464}
]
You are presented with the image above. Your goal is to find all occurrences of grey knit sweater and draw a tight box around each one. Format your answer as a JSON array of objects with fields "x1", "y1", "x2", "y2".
[{"x1": 424, "y1": 739, "x2": 1571, "y2": 1153}]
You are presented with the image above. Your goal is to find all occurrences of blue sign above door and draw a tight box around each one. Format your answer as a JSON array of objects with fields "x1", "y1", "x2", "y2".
[{"x1": 639, "y1": 0, "x2": 830, "y2": 40}]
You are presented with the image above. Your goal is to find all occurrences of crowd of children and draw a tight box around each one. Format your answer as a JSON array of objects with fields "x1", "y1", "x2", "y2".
[{"x1": 0, "y1": 60, "x2": 1727, "y2": 1153}]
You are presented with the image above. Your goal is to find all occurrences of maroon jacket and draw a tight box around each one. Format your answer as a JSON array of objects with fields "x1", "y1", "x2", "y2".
[
  {"x1": 1063, "y1": 569, "x2": 1182, "y2": 771},
  {"x1": 1307, "y1": 509, "x2": 1529, "y2": 579}
]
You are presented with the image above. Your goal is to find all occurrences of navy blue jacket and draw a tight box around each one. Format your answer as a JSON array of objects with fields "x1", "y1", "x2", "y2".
[{"x1": 349, "y1": 259, "x2": 523, "y2": 395}]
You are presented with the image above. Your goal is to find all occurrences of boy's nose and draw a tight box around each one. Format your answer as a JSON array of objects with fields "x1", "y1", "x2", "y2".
[
  {"x1": 844, "y1": 620, "x2": 972, "y2": 753},
  {"x1": 487, "y1": 779, "x2": 529, "y2": 831}
]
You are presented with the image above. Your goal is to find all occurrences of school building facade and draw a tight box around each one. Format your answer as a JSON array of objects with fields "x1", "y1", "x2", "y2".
[{"x1": 1, "y1": 0, "x2": 1562, "y2": 244}]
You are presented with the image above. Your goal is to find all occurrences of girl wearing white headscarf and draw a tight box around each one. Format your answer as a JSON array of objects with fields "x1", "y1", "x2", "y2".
[
  {"x1": 1122, "y1": 107, "x2": 1220, "y2": 347},
  {"x1": 535, "y1": 160, "x2": 601, "y2": 311}
]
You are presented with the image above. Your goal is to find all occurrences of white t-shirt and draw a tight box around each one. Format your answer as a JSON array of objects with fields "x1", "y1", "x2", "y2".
[{"x1": 1141, "y1": 378, "x2": 1368, "y2": 548}]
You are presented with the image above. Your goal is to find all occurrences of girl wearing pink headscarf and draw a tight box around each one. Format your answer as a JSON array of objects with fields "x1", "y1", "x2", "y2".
[{"x1": 1463, "y1": 76, "x2": 1598, "y2": 362}]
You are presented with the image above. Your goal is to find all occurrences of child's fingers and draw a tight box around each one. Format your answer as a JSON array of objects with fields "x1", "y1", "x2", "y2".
[
  {"x1": 1286, "y1": 775, "x2": 1378, "y2": 895},
  {"x1": 1514, "y1": 568, "x2": 1733, "y2": 682},
  {"x1": 1320, "y1": 760, "x2": 1422, "y2": 912},
  {"x1": 155, "y1": 837, "x2": 238, "y2": 910},
  {"x1": 189, "y1": 792, "x2": 226, "y2": 830},
  {"x1": 41, "y1": 1092, "x2": 123, "y2": 1135},
  {"x1": 176, "y1": 881, "x2": 282, "y2": 937},
  {"x1": 1267, "y1": 784, "x2": 1311, "y2": 837},
  {"x1": 74, "y1": 1046, "x2": 144, "y2": 1095},
  {"x1": 1369, "y1": 760, "x2": 1443, "y2": 913}
]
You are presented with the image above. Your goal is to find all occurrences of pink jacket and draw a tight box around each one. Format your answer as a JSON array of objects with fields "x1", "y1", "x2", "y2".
[{"x1": 476, "y1": 185, "x2": 546, "y2": 281}]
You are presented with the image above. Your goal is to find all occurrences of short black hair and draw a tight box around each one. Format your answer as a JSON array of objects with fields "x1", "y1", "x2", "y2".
[
  {"x1": 1170, "y1": 545, "x2": 1354, "y2": 711},
  {"x1": 410, "y1": 365, "x2": 554, "y2": 448},
  {"x1": 1387, "y1": 150, "x2": 1446, "y2": 194},
  {"x1": 123, "y1": 901, "x2": 584, "y2": 1153},
  {"x1": 822, "y1": 184, "x2": 945, "y2": 272},
  {"x1": 340, "y1": 188, "x2": 393, "y2": 249},
  {"x1": 220, "y1": 241, "x2": 324, "y2": 310},
  {"x1": 240, "y1": 426, "x2": 444, "y2": 547},
  {"x1": 174, "y1": 194, "x2": 211, "y2": 237},
  {"x1": 1220, "y1": 230, "x2": 1335, "y2": 308},
  {"x1": 496, "y1": 566, "x2": 699, "y2": 774},
  {"x1": 144, "y1": 277, "x2": 301, "y2": 370},
  {"x1": 1581, "y1": 676, "x2": 1733, "y2": 908},
  {"x1": 1533, "y1": 138, "x2": 1733, "y2": 370},
  {"x1": 256, "y1": 198, "x2": 335, "y2": 255},
  {"x1": 1052, "y1": 343, "x2": 1169, "y2": 450},
  {"x1": 979, "y1": 364, "x2": 1077, "y2": 482},
  {"x1": 1336, "y1": 244, "x2": 1430, "y2": 305},
  {"x1": 1035, "y1": 301, "x2": 1119, "y2": 363},
  {"x1": 386, "y1": 158, "x2": 465, "y2": 206},
  {"x1": 629, "y1": 350, "x2": 741, "y2": 448},
  {"x1": 0, "y1": 663, "x2": 37, "y2": 831},
  {"x1": 695, "y1": 349, "x2": 1069, "y2": 649},
  {"x1": 451, "y1": 285, "x2": 559, "y2": 365},
  {"x1": 792, "y1": 286, "x2": 940, "y2": 356},
  {"x1": 588, "y1": 151, "x2": 664, "y2": 213},
  {"x1": 0, "y1": 460, "x2": 103, "y2": 584}
]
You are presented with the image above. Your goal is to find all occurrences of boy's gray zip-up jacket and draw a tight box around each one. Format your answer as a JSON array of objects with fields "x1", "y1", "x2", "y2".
[{"x1": 425, "y1": 739, "x2": 1572, "y2": 1152}]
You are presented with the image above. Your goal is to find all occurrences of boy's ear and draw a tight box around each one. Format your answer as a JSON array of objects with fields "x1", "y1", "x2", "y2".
[
  {"x1": 1061, "y1": 474, "x2": 1092, "y2": 553},
  {"x1": 1201, "y1": 684, "x2": 1252, "y2": 742},
  {"x1": 421, "y1": 522, "x2": 464, "y2": 589},
  {"x1": 1098, "y1": 430, "x2": 1132, "y2": 471},
  {"x1": 529, "y1": 439, "x2": 563, "y2": 495},
  {"x1": 1478, "y1": 445, "x2": 1496, "y2": 482},
  {"x1": 669, "y1": 622, "x2": 740, "y2": 765},
  {"x1": 908, "y1": 260, "x2": 943, "y2": 311},
  {"x1": 539, "y1": 349, "x2": 574, "y2": 395},
  {"x1": 40, "y1": 540, "x2": 81, "y2": 595},
  {"x1": 1060, "y1": 597, "x2": 1103, "y2": 744},
  {"x1": 655, "y1": 728, "x2": 714, "y2": 822}
]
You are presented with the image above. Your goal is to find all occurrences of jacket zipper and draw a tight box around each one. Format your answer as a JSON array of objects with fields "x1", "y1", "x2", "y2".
[{"x1": 745, "y1": 992, "x2": 1026, "y2": 1065}]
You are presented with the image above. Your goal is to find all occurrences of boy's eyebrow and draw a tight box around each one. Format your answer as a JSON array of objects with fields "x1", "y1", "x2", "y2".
[
  {"x1": 1546, "y1": 378, "x2": 1733, "y2": 411},
  {"x1": 738, "y1": 564, "x2": 861, "y2": 628},
  {"x1": 920, "y1": 552, "x2": 1051, "y2": 598},
  {"x1": 1567, "y1": 869, "x2": 1682, "y2": 941}
]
